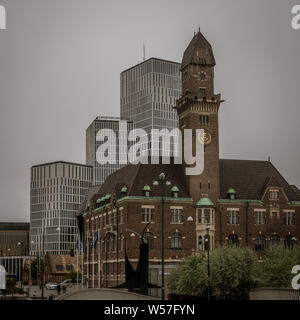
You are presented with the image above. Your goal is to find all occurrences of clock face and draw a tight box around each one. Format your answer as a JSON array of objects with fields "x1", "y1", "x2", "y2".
[{"x1": 198, "y1": 130, "x2": 212, "y2": 145}]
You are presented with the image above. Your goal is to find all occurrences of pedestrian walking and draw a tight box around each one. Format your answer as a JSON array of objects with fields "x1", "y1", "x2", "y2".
[{"x1": 57, "y1": 284, "x2": 61, "y2": 295}]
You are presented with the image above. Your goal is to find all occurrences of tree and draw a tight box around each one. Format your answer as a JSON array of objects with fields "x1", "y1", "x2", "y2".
[
  {"x1": 30, "y1": 257, "x2": 43, "y2": 279},
  {"x1": 259, "y1": 244, "x2": 300, "y2": 287},
  {"x1": 168, "y1": 246, "x2": 261, "y2": 300},
  {"x1": 6, "y1": 277, "x2": 16, "y2": 295},
  {"x1": 210, "y1": 246, "x2": 260, "y2": 299}
]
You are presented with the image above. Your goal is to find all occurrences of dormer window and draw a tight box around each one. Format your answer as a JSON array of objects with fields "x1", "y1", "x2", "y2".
[
  {"x1": 96, "y1": 197, "x2": 103, "y2": 208},
  {"x1": 171, "y1": 186, "x2": 179, "y2": 198},
  {"x1": 120, "y1": 185, "x2": 127, "y2": 197},
  {"x1": 104, "y1": 194, "x2": 111, "y2": 204},
  {"x1": 143, "y1": 185, "x2": 151, "y2": 197},
  {"x1": 227, "y1": 188, "x2": 236, "y2": 200}
]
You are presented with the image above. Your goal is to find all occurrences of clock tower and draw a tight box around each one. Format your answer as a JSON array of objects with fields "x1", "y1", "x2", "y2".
[{"x1": 176, "y1": 30, "x2": 223, "y2": 204}]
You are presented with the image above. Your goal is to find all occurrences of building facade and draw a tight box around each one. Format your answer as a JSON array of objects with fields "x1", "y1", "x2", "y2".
[
  {"x1": 0, "y1": 222, "x2": 30, "y2": 283},
  {"x1": 120, "y1": 58, "x2": 181, "y2": 156},
  {"x1": 86, "y1": 116, "x2": 135, "y2": 186},
  {"x1": 30, "y1": 161, "x2": 93, "y2": 256},
  {"x1": 0, "y1": 222, "x2": 29, "y2": 257},
  {"x1": 78, "y1": 31, "x2": 300, "y2": 296}
]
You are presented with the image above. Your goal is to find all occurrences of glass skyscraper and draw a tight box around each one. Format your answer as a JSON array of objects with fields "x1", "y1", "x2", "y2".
[
  {"x1": 120, "y1": 57, "x2": 181, "y2": 155},
  {"x1": 30, "y1": 161, "x2": 93, "y2": 255},
  {"x1": 86, "y1": 116, "x2": 135, "y2": 186}
]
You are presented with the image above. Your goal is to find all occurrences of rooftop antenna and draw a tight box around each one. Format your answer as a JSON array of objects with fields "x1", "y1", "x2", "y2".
[
  {"x1": 143, "y1": 41, "x2": 145, "y2": 61},
  {"x1": 268, "y1": 156, "x2": 271, "y2": 162}
]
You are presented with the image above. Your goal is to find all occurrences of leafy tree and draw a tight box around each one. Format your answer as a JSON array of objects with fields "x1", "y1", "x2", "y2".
[
  {"x1": 6, "y1": 277, "x2": 16, "y2": 295},
  {"x1": 168, "y1": 246, "x2": 261, "y2": 300},
  {"x1": 210, "y1": 246, "x2": 260, "y2": 299},
  {"x1": 30, "y1": 257, "x2": 43, "y2": 279},
  {"x1": 259, "y1": 244, "x2": 300, "y2": 287}
]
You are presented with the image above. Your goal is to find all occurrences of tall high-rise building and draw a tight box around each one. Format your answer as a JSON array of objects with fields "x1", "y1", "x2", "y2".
[
  {"x1": 86, "y1": 116, "x2": 135, "y2": 186},
  {"x1": 30, "y1": 161, "x2": 93, "y2": 255},
  {"x1": 120, "y1": 58, "x2": 181, "y2": 154}
]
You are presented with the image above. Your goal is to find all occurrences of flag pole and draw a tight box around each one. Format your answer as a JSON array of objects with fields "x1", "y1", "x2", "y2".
[
  {"x1": 98, "y1": 230, "x2": 100, "y2": 288},
  {"x1": 81, "y1": 240, "x2": 83, "y2": 289},
  {"x1": 92, "y1": 231, "x2": 95, "y2": 289},
  {"x1": 76, "y1": 236, "x2": 79, "y2": 289},
  {"x1": 87, "y1": 233, "x2": 89, "y2": 288}
]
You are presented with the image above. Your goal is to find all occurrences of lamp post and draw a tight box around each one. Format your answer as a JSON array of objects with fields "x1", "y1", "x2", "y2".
[
  {"x1": 17, "y1": 241, "x2": 24, "y2": 290},
  {"x1": 7, "y1": 248, "x2": 11, "y2": 275},
  {"x1": 153, "y1": 172, "x2": 171, "y2": 300},
  {"x1": 205, "y1": 225, "x2": 211, "y2": 300},
  {"x1": 42, "y1": 226, "x2": 60, "y2": 299}
]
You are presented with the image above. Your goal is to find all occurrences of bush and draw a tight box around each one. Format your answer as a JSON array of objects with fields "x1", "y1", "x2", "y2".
[
  {"x1": 168, "y1": 246, "x2": 261, "y2": 300},
  {"x1": 259, "y1": 244, "x2": 300, "y2": 287}
]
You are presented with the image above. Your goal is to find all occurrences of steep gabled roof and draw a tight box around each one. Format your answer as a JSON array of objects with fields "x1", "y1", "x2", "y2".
[
  {"x1": 79, "y1": 161, "x2": 190, "y2": 212},
  {"x1": 290, "y1": 185, "x2": 300, "y2": 198},
  {"x1": 99, "y1": 162, "x2": 189, "y2": 198},
  {"x1": 219, "y1": 159, "x2": 300, "y2": 201},
  {"x1": 78, "y1": 185, "x2": 102, "y2": 213}
]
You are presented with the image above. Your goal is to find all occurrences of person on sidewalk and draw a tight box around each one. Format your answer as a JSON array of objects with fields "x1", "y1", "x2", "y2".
[{"x1": 56, "y1": 284, "x2": 61, "y2": 295}]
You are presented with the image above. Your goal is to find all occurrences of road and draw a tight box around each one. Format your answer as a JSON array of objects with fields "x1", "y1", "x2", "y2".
[{"x1": 57, "y1": 288, "x2": 159, "y2": 300}]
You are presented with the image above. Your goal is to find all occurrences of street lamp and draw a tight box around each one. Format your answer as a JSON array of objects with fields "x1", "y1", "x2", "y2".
[
  {"x1": 205, "y1": 224, "x2": 211, "y2": 300},
  {"x1": 153, "y1": 172, "x2": 171, "y2": 301},
  {"x1": 17, "y1": 241, "x2": 24, "y2": 290},
  {"x1": 42, "y1": 226, "x2": 60, "y2": 299}
]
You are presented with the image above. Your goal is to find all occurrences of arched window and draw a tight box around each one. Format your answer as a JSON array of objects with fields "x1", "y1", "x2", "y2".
[
  {"x1": 255, "y1": 234, "x2": 266, "y2": 251},
  {"x1": 143, "y1": 232, "x2": 154, "y2": 249},
  {"x1": 285, "y1": 235, "x2": 294, "y2": 249},
  {"x1": 270, "y1": 234, "x2": 280, "y2": 248},
  {"x1": 228, "y1": 234, "x2": 238, "y2": 246},
  {"x1": 204, "y1": 234, "x2": 210, "y2": 251},
  {"x1": 171, "y1": 233, "x2": 182, "y2": 250},
  {"x1": 198, "y1": 235, "x2": 203, "y2": 251}
]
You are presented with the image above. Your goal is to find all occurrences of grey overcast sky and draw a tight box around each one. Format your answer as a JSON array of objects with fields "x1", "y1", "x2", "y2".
[{"x1": 0, "y1": 0, "x2": 299, "y2": 222}]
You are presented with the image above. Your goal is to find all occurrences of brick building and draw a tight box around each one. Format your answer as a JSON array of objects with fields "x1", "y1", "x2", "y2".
[{"x1": 77, "y1": 31, "x2": 300, "y2": 296}]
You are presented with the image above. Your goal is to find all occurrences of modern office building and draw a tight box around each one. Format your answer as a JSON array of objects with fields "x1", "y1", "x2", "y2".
[
  {"x1": 120, "y1": 57, "x2": 181, "y2": 156},
  {"x1": 30, "y1": 161, "x2": 93, "y2": 256},
  {"x1": 0, "y1": 222, "x2": 30, "y2": 257},
  {"x1": 86, "y1": 116, "x2": 135, "y2": 186},
  {"x1": 0, "y1": 222, "x2": 30, "y2": 283}
]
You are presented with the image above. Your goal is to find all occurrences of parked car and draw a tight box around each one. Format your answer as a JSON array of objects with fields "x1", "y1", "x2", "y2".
[
  {"x1": 60, "y1": 279, "x2": 73, "y2": 288},
  {"x1": 60, "y1": 278, "x2": 82, "y2": 289},
  {"x1": 45, "y1": 282, "x2": 58, "y2": 290}
]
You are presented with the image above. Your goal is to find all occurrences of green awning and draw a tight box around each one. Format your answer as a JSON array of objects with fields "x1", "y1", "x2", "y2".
[{"x1": 195, "y1": 197, "x2": 214, "y2": 207}]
